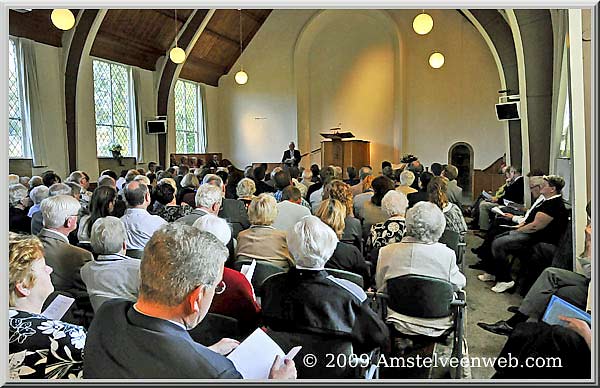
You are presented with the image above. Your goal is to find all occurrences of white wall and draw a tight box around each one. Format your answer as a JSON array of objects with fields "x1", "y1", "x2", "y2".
[{"x1": 214, "y1": 9, "x2": 506, "y2": 171}]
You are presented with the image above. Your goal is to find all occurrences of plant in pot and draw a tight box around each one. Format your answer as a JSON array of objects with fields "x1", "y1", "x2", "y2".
[{"x1": 109, "y1": 144, "x2": 124, "y2": 166}]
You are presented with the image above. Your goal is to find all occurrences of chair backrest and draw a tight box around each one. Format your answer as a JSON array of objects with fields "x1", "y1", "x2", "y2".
[
  {"x1": 386, "y1": 274, "x2": 454, "y2": 318},
  {"x1": 265, "y1": 328, "x2": 358, "y2": 378},
  {"x1": 232, "y1": 259, "x2": 286, "y2": 293},
  {"x1": 438, "y1": 229, "x2": 460, "y2": 256},
  {"x1": 325, "y1": 268, "x2": 364, "y2": 289},
  {"x1": 187, "y1": 313, "x2": 241, "y2": 346},
  {"x1": 125, "y1": 249, "x2": 144, "y2": 259}
]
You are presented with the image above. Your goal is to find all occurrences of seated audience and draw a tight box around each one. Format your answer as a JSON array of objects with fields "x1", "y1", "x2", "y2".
[
  {"x1": 324, "y1": 180, "x2": 362, "y2": 251},
  {"x1": 176, "y1": 183, "x2": 223, "y2": 225},
  {"x1": 235, "y1": 193, "x2": 294, "y2": 270},
  {"x1": 441, "y1": 164, "x2": 463, "y2": 207},
  {"x1": 261, "y1": 216, "x2": 389, "y2": 354},
  {"x1": 203, "y1": 174, "x2": 250, "y2": 237},
  {"x1": 41, "y1": 170, "x2": 61, "y2": 187},
  {"x1": 81, "y1": 217, "x2": 140, "y2": 312},
  {"x1": 353, "y1": 175, "x2": 375, "y2": 219},
  {"x1": 308, "y1": 166, "x2": 335, "y2": 212},
  {"x1": 78, "y1": 186, "x2": 118, "y2": 243},
  {"x1": 430, "y1": 162, "x2": 443, "y2": 176},
  {"x1": 236, "y1": 178, "x2": 256, "y2": 211},
  {"x1": 376, "y1": 201, "x2": 465, "y2": 336},
  {"x1": 9, "y1": 173, "x2": 20, "y2": 185},
  {"x1": 67, "y1": 171, "x2": 92, "y2": 208},
  {"x1": 9, "y1": 183, "x2": 31, "y2": 234},
  {"x1": 478, "y1": 166, "x2": 524, "y2": 232},
  {"x1": 9, "y1": 233, "x2": 86, "y2": 379},
  {"x1": 38, "y1": 195, "x2": 92, "y2": 307},
  {"x1": 479, "y1": 175, "x2": 568, "y2": 293},
  {"x1": 316, "y1": 199, "x2": 370, "y2": 287},
  {"x1": 310, "y1": 164, "x2": 321, "y2": 183},
  {"x1": 28, "y1": 185, "x2": 49, "y2": 218},
  {"x1": 97, "y1": 174, "x2": 116, "y2": 189},
  {"x1": 83, "y1": 223, "x2": 296, "y2": 379},
  {"x1": 272, "y1": 186, "x2": 311, "y2": 231},
  {"x1": 350, "y1": 166, "x2": 373, "y2": 197},
  {"x1": 154, "y1": 181, "x2": 193, "y2": 222},
  {"x1": 28, "y1": 175, "x2": 44, "y2": 189},
  {"x1": 396, "y1": 170, "x2": 417, "y2": 196},
  {"x1": 407, "y1": 171, "x2": 433, "y2": 208},
  {"x1": 361, "y1": 176, "x2": 395, "y2": 240},
  {"x1": 31, "y1": 183, "x2": 78, "y2": 236},
  {"x1": 345, "y1": 166, "x2": 359, "y2": 186},
  {"x1": 366, "y1": 190, "x2": 408, "y2": 260},
  {"x1": 428, "y1": 176, "x2": 468, "y2": 235},
  {"x1": 120, "y1": 181, "x2": 167, "y2": 249},
  {"x1": 252, "y1": 166, "x2": 275, "y2": 195},
  {"x1": 193, "y1": 215, "x2": 261, "y2": 332},
  {"x1": 288, "y1": 166, "x2": 308, "y2": 198}
]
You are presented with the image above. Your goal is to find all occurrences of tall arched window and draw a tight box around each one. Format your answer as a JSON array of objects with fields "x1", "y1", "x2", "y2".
[
  {"x1": 8, "y1": 38, "x2": 28, "y2": 158},
  {"x1": 175, "y1": 79, "x2": 206, "y2": 153}
]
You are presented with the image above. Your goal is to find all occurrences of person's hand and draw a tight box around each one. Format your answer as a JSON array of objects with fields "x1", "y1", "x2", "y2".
[
  {"x1": 559, "y1": 316, "x2": 592, "y2": 349},
  {"x1": 503, "y1": 212, "x2": 514, "y2": 220},
  {"x1": 181, "y1": 202, "x2": 190, "y2": 207},
  {"x1": 208, "y1": 338, "x2": 240, "y2": 355},
  {"x1": 268, "y1": 355, "x2": 297, "y2": 379}
]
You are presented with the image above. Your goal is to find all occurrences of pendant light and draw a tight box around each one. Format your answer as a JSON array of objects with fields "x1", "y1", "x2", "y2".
[
  {"x1": 51, "y1": 9, "x2": 75, "y2": 30},
  {"x1": 413, "y1": 11, "x2": 433, "y2": 35},
  {"x1": 169, "y1": 9, "x2": 186, "y2": 64},
  {"x1": 234, "y1": 9, "x2": 248, "y2": 85},
  {"x1": 429, "y1": 52, "x2": 445, "y2": 69}
]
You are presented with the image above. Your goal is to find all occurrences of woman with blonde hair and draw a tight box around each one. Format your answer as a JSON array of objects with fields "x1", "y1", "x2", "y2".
[
  {"x1": 235, "y1": 193, "x2": 294, "y2": 269},
  {"x1": 324, "y1": 180, "x2": 362, "y2": 251},
  {"x1": 236, "y1": 178, "x2": 256, "y2": 211},
  {"x1": 428, "y1": 176, "x2": 468, "y2": 235},
  {"x1": 9, "y1": 233, "x2": 86, "y2": 379},
  {"x1": 316, "y1": 199, "x2": 370, "y2": 287}
]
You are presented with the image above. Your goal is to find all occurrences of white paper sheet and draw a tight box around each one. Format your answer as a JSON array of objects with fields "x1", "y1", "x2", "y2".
[
  {"x1": 41, "y1": 294, "x2": 74, "y2": 320},
  {"x1": 240, "y1": 259, "x2": 256, "y2": 284},
  {"x1": 491, "y1": 206, "x2": 506, "y2": 216},
  {"x1": 227, "y1": 328, "x2": 301, "y2": 379}
]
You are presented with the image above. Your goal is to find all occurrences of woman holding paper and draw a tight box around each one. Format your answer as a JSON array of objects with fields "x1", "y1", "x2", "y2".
[{"x1": 8, "y1": 232, "x2": 86, "y2": 379}]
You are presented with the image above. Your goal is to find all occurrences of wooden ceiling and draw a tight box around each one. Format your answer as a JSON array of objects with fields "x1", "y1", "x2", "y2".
[
  {"x1": 9, "y1": 9, "x2": 80, "y2": 47},
  {"x1": 8, "y1": 8, "x2": 271, "y2": 86}
]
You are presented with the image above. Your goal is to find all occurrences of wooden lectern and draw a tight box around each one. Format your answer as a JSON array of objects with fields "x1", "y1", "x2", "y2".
[{"x1": 320, "y1": 131, "x2": 370, "y2": 178}]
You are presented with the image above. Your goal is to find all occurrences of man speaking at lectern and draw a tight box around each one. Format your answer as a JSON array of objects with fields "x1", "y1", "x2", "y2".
[{"x1": 282, "y1": 142, "x2": 301, "y2": 167}]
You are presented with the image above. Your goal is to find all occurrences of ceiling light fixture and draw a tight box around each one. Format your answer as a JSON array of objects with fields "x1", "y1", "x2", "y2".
[
  {"x1": 235, "y1": 9, "x2": 248, "y2": 85},
  {"x1": 413, "y1": 11, "x2": 433, "y2": 35},
  {"x1": 51, "y1": 9, "x2": 75, "y2": 30},
  {"x1": 429, "y1": 52, "x2": 445, "y2": 69},
  {"x1": 169, "y1": 9, "x2": 186, "y2": 64}
]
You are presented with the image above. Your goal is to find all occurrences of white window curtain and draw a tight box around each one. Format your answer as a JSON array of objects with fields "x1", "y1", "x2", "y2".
[
  {"x1": 18, "y1": 38, "x2": 48, "y2": 166},
  {"x1": 198, "y1": 84, "x2": 208, "y2": 153},
  {"x1": 131, "y1": 67, "x2": 144, "y2": 163},
  {"x1": 549, "y1": 10, "x2": 569, "y2": 166}
]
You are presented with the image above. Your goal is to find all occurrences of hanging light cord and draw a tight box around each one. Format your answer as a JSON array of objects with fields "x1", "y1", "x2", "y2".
[
  {"x1": 175, "y1": 9, "x2": 178, "y2": 47},
  {"x1": 239, "y1": 9, "x2": 243, "y2": 56}
]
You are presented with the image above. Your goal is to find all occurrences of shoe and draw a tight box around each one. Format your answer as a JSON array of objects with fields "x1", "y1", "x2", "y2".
[
  {"x1": 477, "y1": 321, "x2": 514, "y2": 336},
  {"x1": 507, "y1": 306, "x2": 520, "y2": 314},
  {"x1": 491, "y1": 281, "x2": 515, "y2": 293},
  {"x1": 469, "y1": 261, "x2": 486, "y2": 270},
  {"x1": 478, "y1": 273, "x2": 496, "y2": 282}
]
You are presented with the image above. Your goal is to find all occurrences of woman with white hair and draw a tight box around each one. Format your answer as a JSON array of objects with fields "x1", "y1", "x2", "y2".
[
  {"x1": 28, "y1": 185, "x2": 49, "y2": 218},
  {"x1": 193, "y1": 214, "x2": 261, "y2": 332},
  {"x1": 396, "y1": 170, "x2": 418, "y2": 196},
  {"x1": 80, "y1": 217, "x2": 140, "y2": 312},
  {"x1": 236, "y1": 178, "x2": 256, "y2": 211},
  {"x1": 9, "y1": 184, "x2": 31, "y2": 233},
  {"x1": 366, "y1": 190, "x2": 409, "y2": 258},
  {"x1": 375, "y1": 202, "x2": 466, "y2": 336},
  {"x1": 235, "y1": 193, "x2": 293, "y2": 269},
  {"x1": 260, "y1": 216, "x2": 389, "y2": 354}
]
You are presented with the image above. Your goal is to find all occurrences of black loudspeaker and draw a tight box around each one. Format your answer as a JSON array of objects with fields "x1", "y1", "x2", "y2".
[{"x1": 495, "y1": 102, "x2": 521, "y2": 121}]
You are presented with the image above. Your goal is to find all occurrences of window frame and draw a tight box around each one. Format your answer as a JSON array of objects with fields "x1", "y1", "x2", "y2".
[
  {"x1": 174, "y1": 79, "x2": 205, "y2": 154},
  {"x1": 92, "y1": 58, "x2": 137, "y2": 158},
  {"x1": 8, "y1": 37, "x2": 31, "y2": 159}
]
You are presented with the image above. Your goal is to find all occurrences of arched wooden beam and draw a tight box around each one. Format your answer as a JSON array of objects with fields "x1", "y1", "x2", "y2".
[
  {"x1": 156, "y1": 9, "x2": 211, "y2": 167},
  {"x1": 64, "y1": 9, "x2": 99, "y2": 172}
]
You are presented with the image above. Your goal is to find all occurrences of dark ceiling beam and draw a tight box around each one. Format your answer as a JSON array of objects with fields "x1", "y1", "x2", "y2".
[
  {"x1": 241, "y1": 10, "x2": 264, "y2": 24},
  {"x1": 185, "y1": 56, "x2": 228, "y2": 73},
  {"x1": 156, "y1": 9, "x2": 212, "y2": 167},
  {"x1": 204, "y1": 28, "x2": 239, "y2": 47},
  {"x1": 96, "y1": 29, "x2": 164, "y2": 57},
  {"x1": 65, "y1": 9, "x2": 102, "y2": 173}
]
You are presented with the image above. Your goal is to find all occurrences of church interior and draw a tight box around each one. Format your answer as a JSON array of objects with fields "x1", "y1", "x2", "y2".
[{"x1": 5, "y1": 6, "x2": 596, "y2": 381}]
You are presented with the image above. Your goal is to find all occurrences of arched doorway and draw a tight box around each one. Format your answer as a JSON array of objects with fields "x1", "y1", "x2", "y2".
[{"x1": 448, "y1": 142, "x2": 474, "y2": 200}]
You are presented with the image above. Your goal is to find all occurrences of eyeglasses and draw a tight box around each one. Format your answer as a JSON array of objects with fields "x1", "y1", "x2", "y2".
[{"x1": 214, "y1": 281, "x2": 226, "y2": 295}]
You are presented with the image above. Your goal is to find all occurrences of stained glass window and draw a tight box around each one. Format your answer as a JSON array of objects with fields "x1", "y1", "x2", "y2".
[
  {"x1": 9, "y1": 39, "x2": 25, "y2": 158},
  {"x1": 93, "y1": 59, "x2": 134, "y2": 157}
]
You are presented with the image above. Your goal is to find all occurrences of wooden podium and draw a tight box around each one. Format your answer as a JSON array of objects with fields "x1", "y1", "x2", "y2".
[{"x1": 321, "y1": 131, "x2": 370, "y2": 178}]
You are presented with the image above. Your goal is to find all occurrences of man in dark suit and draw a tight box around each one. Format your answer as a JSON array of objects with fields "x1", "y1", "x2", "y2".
[
  {"x1": 281, "y1": 142, "x2": 301, "y2": 167},
  {"x1": 83, "y1": 223, "x2": 296, "y2": 379},
  {"x1": 38, "y1": 195, "x2": 92, "y2": 307}
]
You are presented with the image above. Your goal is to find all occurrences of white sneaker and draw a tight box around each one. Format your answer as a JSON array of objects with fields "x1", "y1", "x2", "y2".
[
  {"x1": 491, "y1": 281, "x2": 515, "y2": 293},
  {"x1": 477, "y1": 273, "x2": 496, "y2": 282}
]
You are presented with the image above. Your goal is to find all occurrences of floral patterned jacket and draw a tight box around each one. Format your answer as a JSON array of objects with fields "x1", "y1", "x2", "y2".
[{"x1": 9, "y1": 309, "x2": 86, "y2": 379}]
